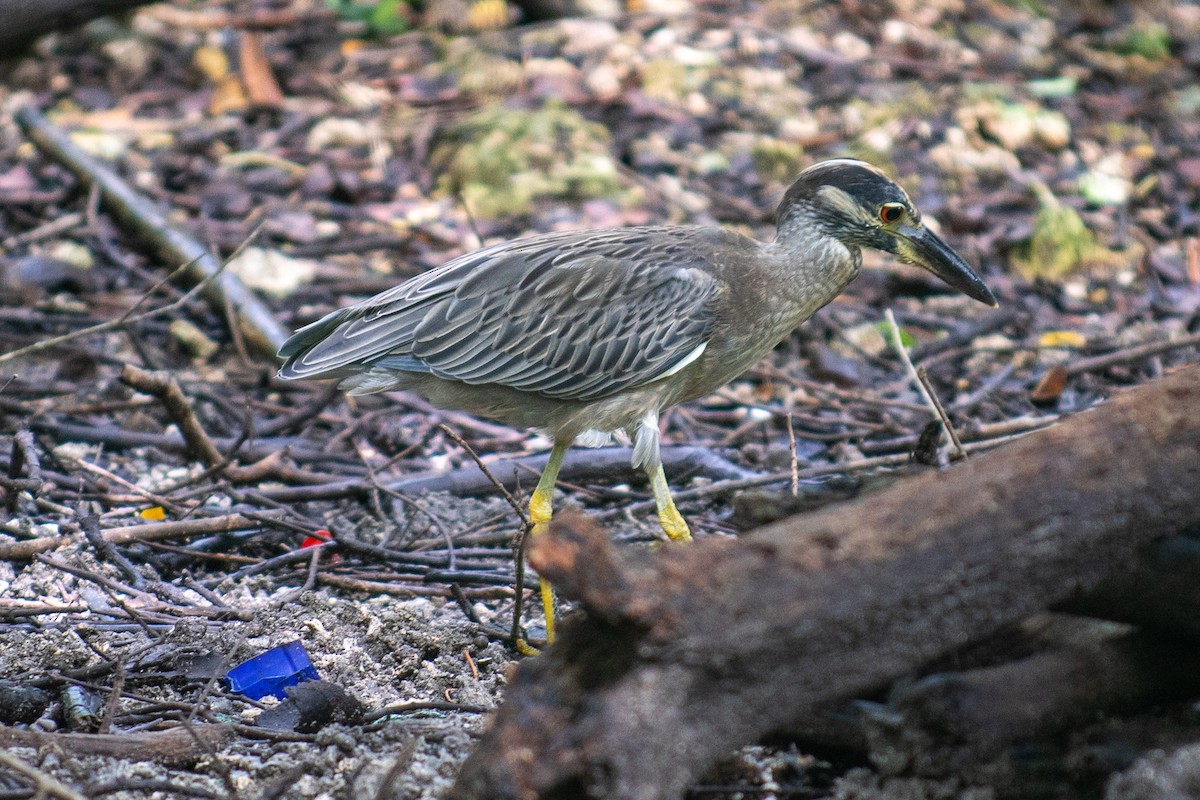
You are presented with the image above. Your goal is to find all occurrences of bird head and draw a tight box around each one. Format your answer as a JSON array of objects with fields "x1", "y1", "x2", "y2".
[{"x1": 777, "y1": 159, "x2": 997, "y2": 306}]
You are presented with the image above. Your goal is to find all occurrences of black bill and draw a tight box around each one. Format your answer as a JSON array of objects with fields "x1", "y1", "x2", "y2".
[{"x1": 895, "y1": 225, "x2": 997, "y2": 307}]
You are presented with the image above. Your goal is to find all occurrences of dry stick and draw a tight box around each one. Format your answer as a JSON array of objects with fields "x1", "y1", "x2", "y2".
[
  {"x1": 148, "y1": 3, "x2": 338, "y2": 30},
  {"x1": 78, "y1": 511, "x2": 143, "y2": 587},
  {"x1": 119, "y1": 365, "x2": 298, "y2": 486},
  {"x1": 601, "y1": 454, "x2": 904, "y2": 518},
  {"x1": 70, "y1": 457, "x2": 191, "y2": 517},
  {"x1": 1065, "y1": 330, "x2": 1200, "y2": 376},
  {"x1": 4, "y1": 429, "x2": 41, "y2": 511},
  {"x1": 0, "y1": 751, "x2": 89, "y2": 800},
  {"x1": 885, "y1": 308, "x2": 964, "y2": 459},
  {"x1": 859, "y1": 414, "x2": 1057, "y2": 456},
  {"x1": 316, "y1": 572, "x2": 513, "y2": 600},
  {"x1": 0, "y1": 255, "x2": 204, "y2": 368},
  {"x1": 0, "y1": 601, "x2": 88, "y2": 618},
  {"x1": 0, "y1": 511, "x2": 287, "y2": 561},
  {"x1": 0, "y1": 210, "x2": 85, "y2": 249},
  {"x1": 40, "y1": 554, "x2": 247, "y2": 621},
  {"x1": 917, "y1": 365, "x2": 965, "y2": 459},
  {"x1": 256, "y1": 445, "x2": 756, "y2": 505},
  {"x1": 783, "y1": 413, "x2": 802, "y2": 496},
  {"x1": 0, "y1": 725, "x2": 234, "y2": 765},
  {"x1": 354, "y1": 448, "x2": 458, "y2": 571},
  {"x1": 439, "y1": 424, "x2": 532, "y2": 645},
  {"x1": 365, "y1": 700, "x2": 491, "y2": 724},
  {"x1": 371, "y1": 737, "x2": 422, "y2": 800},
  {"x1": 119, "y1": 365, "x2": 224, "y2": 466},
  {"x1": 96, "y1": 661, "x2": 126, "y2": 736},
  {"x1": 272, "y1": 546, "x2": 324, "y2": 606},
  {"x1": 607, "y1": 443, "x2": 1064, "y2": 519},
  {"x1": 12, "y1": 106, "x2": 288, "y2": 356}
]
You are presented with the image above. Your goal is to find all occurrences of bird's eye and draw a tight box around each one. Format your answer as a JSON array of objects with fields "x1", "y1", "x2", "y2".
[{"x1": 880, "y1": 203, "x2": 905, "y2": 224}]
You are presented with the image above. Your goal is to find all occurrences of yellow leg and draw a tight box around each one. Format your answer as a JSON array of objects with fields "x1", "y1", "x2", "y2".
[
  {"x1": 648, "y1": 461, "x2": 691, "y2": 542},
  {"x1": 526, "y1": 438, "x2": 571, "y2": 645}
]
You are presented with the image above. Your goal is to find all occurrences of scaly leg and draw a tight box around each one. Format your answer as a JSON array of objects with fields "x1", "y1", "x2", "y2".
[
  {"x1": 647, "y1": 461, "x2": 692, "y2": 542},
  {"x1": 526, "y1": 437, "x2": 572, "y2": 644}
]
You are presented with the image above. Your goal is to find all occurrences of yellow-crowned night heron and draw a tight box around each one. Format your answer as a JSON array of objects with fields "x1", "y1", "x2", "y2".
[{"x1": 278, "y1": 159, "x2": 996, "y2": 641}]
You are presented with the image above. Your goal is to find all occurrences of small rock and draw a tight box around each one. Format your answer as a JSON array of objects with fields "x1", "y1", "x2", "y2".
[
  {"x1": 559, "y1": 18, "x2": 620, "y2": 56},
  {"x1": 170, "y1": 319, "x2": 219, "y2": 362},
  {"x1": 226, "y1": 247, "x2": 318, "y2": 298},
  {"x1": 306, "y1": 118, "x2": 375, "y2": 152}
]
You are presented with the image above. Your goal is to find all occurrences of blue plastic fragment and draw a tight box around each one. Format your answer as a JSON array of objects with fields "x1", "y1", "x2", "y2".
[{"x1": 226, "y1": 640, "x2": 320, "y2": 701}]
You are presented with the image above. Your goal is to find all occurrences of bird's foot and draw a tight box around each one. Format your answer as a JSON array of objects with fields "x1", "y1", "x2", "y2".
[
  {"x1": 515, "y1": 638, "x2": 541, "y2": 656},
  {"x1": 658, "y1": 505, "x2": 692, "y2": 542}
]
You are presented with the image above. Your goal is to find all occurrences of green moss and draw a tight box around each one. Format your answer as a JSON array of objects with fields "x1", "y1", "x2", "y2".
[
  {"x1": 961, "y1": 82, "x2": 1015, "y2": 104},
  {"x1": 439, "y1": 40, "x2": 523, "y2": 96},
  {"x1": 752, "y1": 138, "x2": 802, "y2": 183},
  {"x1": 1026, "y1": 76, "x2": 1078, "y2": 99},
  {"x1": 1011, "y1": 185, "x2": 1098, "y2": 279},
  {"x1": 846, "y1": 89, "x2": 935, "y2": 130},
  {"x1": 640, "y1": 59, "x2": 689, "y2": 103},
  {"x1": 997, "y1": 0, "x2": 1048, "y2": 17},
  {"x1": 843, "y1": 141, "x2": 898, "y2": 183},
  {"x1": 433, "y1": 102, "x2": 623, "y2": 217},
  {"x1": 327, "y1": 0, "x2": 410, "y2": 36},
  {"x1": 1174, "y1": 86, "x2": 1200, "y2": 117},
  {"x1": 1117, "y1": 23, "x2": 1171, "y2": 61}
]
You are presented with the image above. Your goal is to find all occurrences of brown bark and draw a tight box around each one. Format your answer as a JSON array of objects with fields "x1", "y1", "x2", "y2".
[
  {"x1": 451, "y1": 365, "x2": 1200, "y2": 800},
  {"x1": 861, "y1": 634, "x2": 1200, "y2": 777},
  {"x1": 0, "y1": 724, "x2": 233, "y2": 764},
  {"x1": 1063, "y1": 534, "x2": 1200, "y2": 637},
  {"x1": 0, "y1": 0, "x2": 154, "y2": 54}
]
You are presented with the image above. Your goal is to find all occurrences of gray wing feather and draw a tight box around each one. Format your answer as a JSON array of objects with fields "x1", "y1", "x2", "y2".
[{"x1": 278, "y1": 228, "x2": 723, "y2": 402}]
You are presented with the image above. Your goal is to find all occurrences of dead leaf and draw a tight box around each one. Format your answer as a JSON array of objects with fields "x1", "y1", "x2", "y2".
[
  {"x1": 239, "y1": 31, "x2": 284, "y2": 109},
  {"x1": 1030, "y1": 364, "x2": 1068, "y2": 405}
]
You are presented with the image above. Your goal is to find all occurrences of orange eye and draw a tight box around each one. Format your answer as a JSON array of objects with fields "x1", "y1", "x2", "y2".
[{"x1": 880, "y1": 203, "x2": 904, "y2": 224}]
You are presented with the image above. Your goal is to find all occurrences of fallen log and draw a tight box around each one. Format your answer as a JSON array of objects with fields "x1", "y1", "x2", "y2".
[
  {"x1": 1063, "y1": 534, "x2": 1200, "y2": 638},
  {"x1": 0, "y1": 0, "x2": 154, "y2": 54},
  {"x1": 451, "y1": 364, "x2": 1200, "y2": 800},
  {"x1": 860, "y1": 633, "x2": 1200, "y2": 777}
]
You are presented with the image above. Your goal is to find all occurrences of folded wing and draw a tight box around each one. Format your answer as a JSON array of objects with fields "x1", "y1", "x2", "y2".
[{"x1": 278, "y1": 229, "x2": 722, "y2": 403}]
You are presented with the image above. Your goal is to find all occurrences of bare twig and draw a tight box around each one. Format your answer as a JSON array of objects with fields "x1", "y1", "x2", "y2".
[
  {"x1": 438, "y1": 424, "x2": 533, "y2": 644},
  {"x1": 885, "y1": 309, "x2": 963, "y2": 459},
  {"x1": 0, "y1": 246, "x2": 224, "y2": 368},
  {"x1": 4, "y1": 429, "x2": 41, "y2": 511},
  {"x1": 436, "y1": 426, "x2": 529, "y2": 526},
  {"x1": 0, "y1": 751, "x2": 89, "y2": 800},
  {"x1": 0, "y1": 725, "x2": 234, "y2": 764},
  {"x1": 97, "y1": 661, "x2": 126, "y2": 735},
  {"x1": 786, "y1": 412, "x2": 799, "y2": 496},
  {"x1": 1065, "y1": 331, "x2": 1200, "y2": 377},
  {"x1": 120, "y1": 365, "x2": 224, "y2": 466},
  {"x1": 917, "y1": 365, "x2": 966, "y2": 460},
  {"x1": 0, "y1": 210, "x2": 85, "y2": 249},
  {"x1": 0, "y1": 511, "x2": 287, "y2": 561}
]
